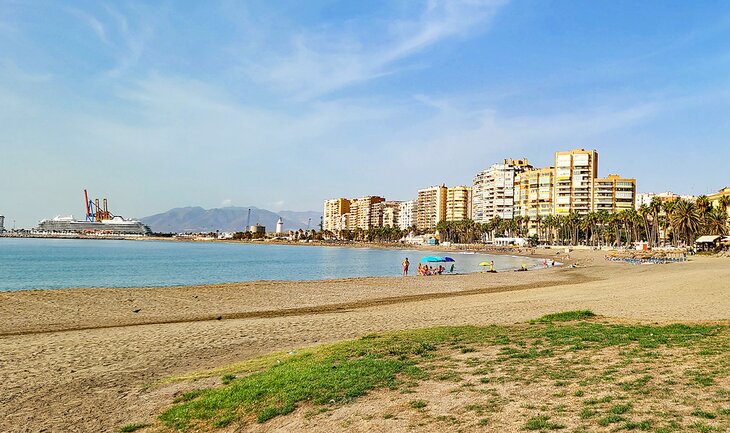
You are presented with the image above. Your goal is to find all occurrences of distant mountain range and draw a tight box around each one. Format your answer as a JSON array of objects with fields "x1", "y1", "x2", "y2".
[{"x1": 140, "y1": 206, "x2": 322, "y2": 233}]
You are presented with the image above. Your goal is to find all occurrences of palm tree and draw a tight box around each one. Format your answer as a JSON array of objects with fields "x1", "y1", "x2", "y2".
[
  {"x1": 719, "y1": 196, "x2": 730, "y2": 213},
  {"x1": 704, "y1": 208, "x2": 728, "y2": 236},
  {"x1": 649, "y1": 197, "x2": 662, "y2": 247},
  {"x1": 696, "y1": 195, "x2": 711, "y2": 216},
  {"x1": 669, "y1": 199, "x2": 702, "y2": 246},
  {"x1": 638, "y1": 204, "x2": 651, "y2": 245}
]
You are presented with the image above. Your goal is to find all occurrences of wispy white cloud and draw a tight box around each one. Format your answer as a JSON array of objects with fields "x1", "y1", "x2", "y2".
[
  {"x1": 67, "y1": 7, "x2": 109, "y2": 44},
  {"x1": 244, "y1": 0, "x2": 507, "y2": 99}
]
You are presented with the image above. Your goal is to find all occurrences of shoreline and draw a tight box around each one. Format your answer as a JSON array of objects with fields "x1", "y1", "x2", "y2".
[{"x1": 1, "y1": 238, "x2": 556, "y2": 293}]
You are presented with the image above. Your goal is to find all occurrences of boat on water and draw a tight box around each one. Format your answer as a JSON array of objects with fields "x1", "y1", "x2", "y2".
[
  {"x1": 37, "y1": 215, "x2": 151, "y2": 235},
  {"x1": 35, "y1": 190, "x2": 151, "y2": 236}
]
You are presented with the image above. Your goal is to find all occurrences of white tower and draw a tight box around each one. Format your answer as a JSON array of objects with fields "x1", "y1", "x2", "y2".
[{"x1": 276, "y1": 217, "x2": 284, "y2": 234}]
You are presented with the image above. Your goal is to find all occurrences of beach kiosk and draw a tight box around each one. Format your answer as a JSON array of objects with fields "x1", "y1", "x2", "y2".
[{"x1": 695, "y1": 235, "x2": 722, "y2": 251}]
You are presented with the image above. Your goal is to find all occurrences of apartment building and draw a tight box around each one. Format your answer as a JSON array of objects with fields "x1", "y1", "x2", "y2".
[
  {"x1": 708, "y1": 187, "x2": 730, "y2": 216},
  {"x1": 347, "y1": 196, "x2": 385, "y2": 230},
  {"x1": 445, "y1": 186, "x2": 472, "y2": 222},
  {"x1": 398, "y1": 200, "x2": 416, "y2": 230},
  {"x1": 472, "y1": 159, "x2": 531, "y2": 223},
  {"x1": 635, "y1": 192, "x2": 697, "y2": 209},
  {"x1": 554, "y1": 149, "x2": 598, "y2": 215},
  {"x1": 322, "y1": 198, "x2": 350, "y2": 232},
  {"x1": 515, "y1": 166, "x2": 555, "y2": 234},
  {"x1": 380, "y1": 201, "x2": 402, "y2": 228},
  {"x1": 593, "y1": 175, "x2": 636, "y2": 213},
  {"x1": 416, "y1": 185, "x2": 447, "y2": 230}
]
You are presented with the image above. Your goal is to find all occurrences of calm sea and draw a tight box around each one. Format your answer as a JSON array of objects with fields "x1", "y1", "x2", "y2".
[{"x1": 0, "y1": 238, "x2": 541, "y2": 291}]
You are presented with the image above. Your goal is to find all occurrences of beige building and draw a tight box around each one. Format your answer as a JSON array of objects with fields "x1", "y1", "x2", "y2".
[
  {"x1": 445, "y1": 186, "x2": 472, "y2": 222},
  {"x1": 593, "y1": 175, "x2": 636, "y2": 213},
  {"x1": 515, "y1": 166, "x2": 555, "y2": 234},
  {"x1": 347, "y1": 196, "x2": 385, "y2": 230},
  {"x1": 554, "y1": 149, "x2": 598, "y2": 215},
  {"x1": 708, "y1": 187, "x2": 730, "y2": 217},
  {"x1": 322, "y1": 198, "x2": 350, "y2": 232},
  {"x1": 416, "y1": 185, "x2": 447, "y2": 230},
  {"x1": 472, "y1": 158, "x2": 531, "y2": 223}
]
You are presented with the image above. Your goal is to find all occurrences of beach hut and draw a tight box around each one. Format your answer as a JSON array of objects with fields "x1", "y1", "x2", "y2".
[{"x1": 695, "y1": 235, "x2": 722, "y2": 251}]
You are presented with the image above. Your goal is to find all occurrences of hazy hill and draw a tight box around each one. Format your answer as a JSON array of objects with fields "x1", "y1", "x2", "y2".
[{"x1": 140, "y1": 206, "x2": 321, "y2": 233}]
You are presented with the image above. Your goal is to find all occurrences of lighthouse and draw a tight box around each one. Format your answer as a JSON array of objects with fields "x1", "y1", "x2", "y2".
[{"x1": 276, "y1": 217, "x2": 284, "y2": 234}]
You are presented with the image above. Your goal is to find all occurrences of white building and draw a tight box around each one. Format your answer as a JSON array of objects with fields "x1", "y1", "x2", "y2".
[
  {"x1": 472, "y1": 159, "x2": 531, "y2": 223},
  {"x1": 635, "y1": 192, "x2": 697, "y2": 210},
  {"x1": 398, "y1": 200, "x2": 416, "y2": 230}
]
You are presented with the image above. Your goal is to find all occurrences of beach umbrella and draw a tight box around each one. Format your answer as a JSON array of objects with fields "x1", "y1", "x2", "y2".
[
  {"x1": 420, "y1": 256, "x2": 445, "y2": 262},
  {"x1": 479, "y1": 262, "x2": 490, "y2": 266},
  {"x1": 442, "y1": 257, "x2": 455, "y2": 262}
]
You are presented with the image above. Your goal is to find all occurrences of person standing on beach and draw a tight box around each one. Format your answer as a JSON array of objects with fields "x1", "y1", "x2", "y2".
[
  {"x1": 489, "y1": 260, "x2": 495, "y2": 272},
  {"x1": 402, "y1": 258, "x2": 410, "y2": 276}
]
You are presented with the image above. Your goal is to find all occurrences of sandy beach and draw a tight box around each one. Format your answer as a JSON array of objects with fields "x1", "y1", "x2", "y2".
[{"x1": 1, "y1": 249, "x2": 729, "y2": 432}]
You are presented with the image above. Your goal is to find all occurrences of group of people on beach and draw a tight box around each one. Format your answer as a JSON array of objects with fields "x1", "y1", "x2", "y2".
[
  {"x1": 401, "y1": 258, "x2": 454, "y2": 276},
  {"x1": 417, "y1": 263, "x2": 451, "y2": 276}
]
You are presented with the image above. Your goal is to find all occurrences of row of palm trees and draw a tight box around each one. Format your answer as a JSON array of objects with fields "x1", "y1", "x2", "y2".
[
  {"x1": 435, "y1": 196, "x2": 729, "y2": 247},
  {"x1": 323, "y1": 196, "x2": 729, "y2": 247}
]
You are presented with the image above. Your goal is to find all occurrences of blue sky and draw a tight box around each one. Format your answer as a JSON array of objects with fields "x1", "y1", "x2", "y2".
[{"x1": 2, "y1": 1, "x2": 730, "y2": 227}]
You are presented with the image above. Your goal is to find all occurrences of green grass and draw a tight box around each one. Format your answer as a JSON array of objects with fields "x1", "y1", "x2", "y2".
[
  {"x1": 691, "y1": 409, "x2": 717, "y2": 419},
  {"x1": 530, "y1": 310, "x2": 597, "y2": 324},
  {"x1": 156, "y1": 312, "x2": 726, "y2": 432},
  {"x1": 523, "y1": 415, "x2": 565, "y2": 430},
  {"x1": 221, "y1": 374, "x2": 236, "y2": 385},
  {"x1": 409, "y1": 399, "x2": 428, "y2": 409},
  {"x1": 119, "y1": 423, "x2": 149, "y2": 433}
]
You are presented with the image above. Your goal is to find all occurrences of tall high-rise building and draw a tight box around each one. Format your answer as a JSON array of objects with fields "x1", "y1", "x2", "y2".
[
  {"x1": 445, "y1": 186, "x2": 472, "y2": 222},
  {"x1": 398, "y1": 200, "x2": 416, "y2": 230},
  {"x1": 322, "y1": 198, "x2": 350, "y2": 232},
  {"x1": 380, "y1": 201, "x2": 402, "y2": 228},
  {"x1": 554, "y1": 149, "x2": 598, "y2": 215},
  {"x1": 347, "y1": 196, "x2": 385, "y2": 230},
  {"x1": 416, "y1": 185, "x2": 447, "y2": 230},
  {"x1": 515, "y1": 166, "x2": 555, "y2": 234},
  {"x1": 593, "y1": 175, "x2": 636, "y2": 214},
  {"x1": 472, "y1": 158, "x2": 531, "y2": 223}
]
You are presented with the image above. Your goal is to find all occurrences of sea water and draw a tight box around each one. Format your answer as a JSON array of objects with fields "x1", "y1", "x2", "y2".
[{"x1": 0, "y1": 238, "x2": 542, "y2": 291}]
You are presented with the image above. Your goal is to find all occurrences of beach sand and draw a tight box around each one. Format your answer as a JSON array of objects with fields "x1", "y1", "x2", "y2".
[{"x1": 1, "y1": 250, "x2": 728, "y2": 432}]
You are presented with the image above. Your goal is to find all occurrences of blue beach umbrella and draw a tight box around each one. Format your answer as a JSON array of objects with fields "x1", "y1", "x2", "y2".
[
  {"x1": 420, "y1": 256, "x2": 445, "y2": 262},
  {"x1": 442, "y1": 257, "x2": 455, "y2": 262}
]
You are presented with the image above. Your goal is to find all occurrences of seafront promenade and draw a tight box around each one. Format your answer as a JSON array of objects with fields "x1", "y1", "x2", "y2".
[{"x1": 1, "y1": 250, "x2": 729, "y2": 432}]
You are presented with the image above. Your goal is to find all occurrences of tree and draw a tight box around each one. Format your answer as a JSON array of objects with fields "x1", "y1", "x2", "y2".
[
  {"x1": 704, "y1": 208, "x2": 728, "y2": 236},
  {"x1": 719, "y1": 196, "x2": 730, "y2": 213},
  {"x1": 669, "y1": 199, "x2": 702, "y2": 246}
]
